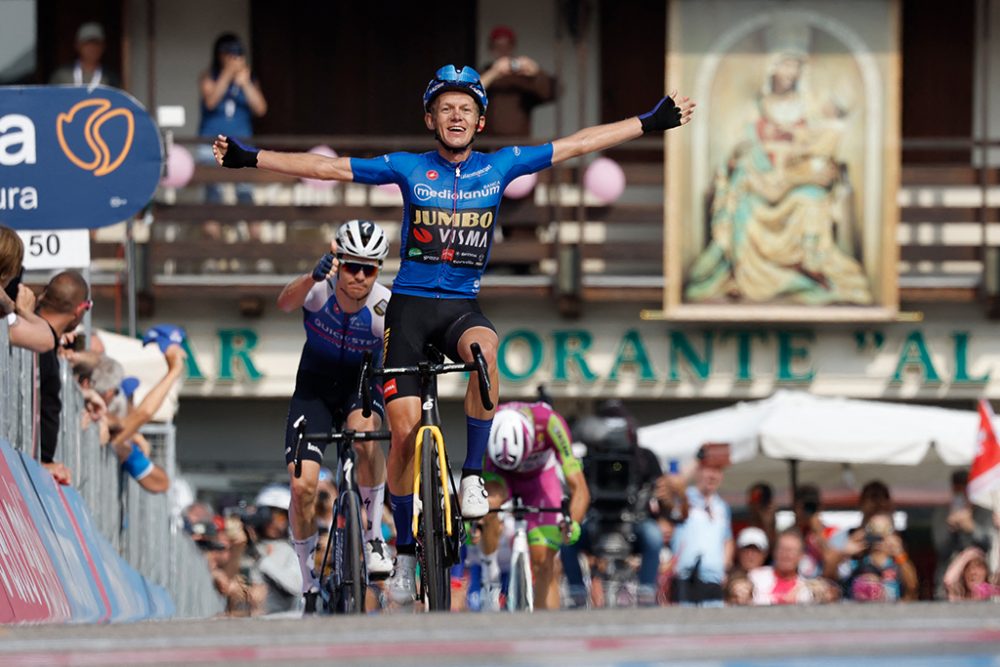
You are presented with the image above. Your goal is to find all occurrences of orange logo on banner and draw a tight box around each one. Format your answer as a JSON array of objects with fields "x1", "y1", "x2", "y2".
[{"x1": 56, "y1": 99, "x2": 135, "y2": 177}]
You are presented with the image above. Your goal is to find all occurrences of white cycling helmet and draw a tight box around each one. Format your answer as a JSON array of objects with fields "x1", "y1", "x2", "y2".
[
  {"x1": 488, "y1": 408, "x2": 534, "y2": 471},
  {"x1": 254, "y1": 484, "x2": 291, "y2": 511},
  {"x1": 335, "y1": 219, "x2": 389, "y2": 262}
]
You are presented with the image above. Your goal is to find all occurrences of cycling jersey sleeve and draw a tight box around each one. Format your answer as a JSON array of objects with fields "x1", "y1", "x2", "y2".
[
  {"x1": 350, "y1": 153, "x2": 405, "y2": 185},
  {"x1": 499, "y1": 144, "x2": 553, "y2": 183},
  {"x1": 547, "y1": 411, "x2": 582, "y2": 477},
  {"x1": 303, "y1": 280, "x2": 334, "y2": 313}
]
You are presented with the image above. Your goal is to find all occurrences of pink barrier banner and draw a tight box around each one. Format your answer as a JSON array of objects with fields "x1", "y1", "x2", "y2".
[{"x1": 0, "y1": 449, "x2": 72, "y2": 623}]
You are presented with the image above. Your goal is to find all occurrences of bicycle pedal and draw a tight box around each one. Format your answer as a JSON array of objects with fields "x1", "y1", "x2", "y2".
[{"x1": 368, "y1": 569, "x2": 390, "y2": 582}]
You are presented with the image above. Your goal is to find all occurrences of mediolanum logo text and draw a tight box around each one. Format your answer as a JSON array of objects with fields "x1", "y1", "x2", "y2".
[{"x1": 412, "y1": 181, "x2": 501, "y2": 202}]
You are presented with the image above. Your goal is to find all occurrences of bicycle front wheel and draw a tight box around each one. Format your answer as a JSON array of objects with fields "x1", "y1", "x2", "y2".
[
  {"x1": 508, "y1": 552, "x2": 533, "y2": 612},
  {"x1": 340, "y1": 489, "x2": 367, "y2": 614},
  {"x1": 418, "y1": 428, "x2": 451, "y2": 612}
]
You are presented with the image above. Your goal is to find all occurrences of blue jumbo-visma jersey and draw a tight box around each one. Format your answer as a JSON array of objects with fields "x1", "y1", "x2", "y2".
[{"x1": 350, "y1": 145, "x2": 552, "y2": 298}]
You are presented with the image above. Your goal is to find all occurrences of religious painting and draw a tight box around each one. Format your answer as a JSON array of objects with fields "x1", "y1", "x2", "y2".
[{"x1": 664, "y1": 0, "x2": 900, "y2": 321}]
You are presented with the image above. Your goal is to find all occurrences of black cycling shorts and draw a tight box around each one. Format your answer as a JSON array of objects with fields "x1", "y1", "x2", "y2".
[
  {"x1": 283, "y1": 369, "x2": 385, "y2": 466},
  {"x1": 381, "y1": 293, "x2": 496, "y2": 402}
]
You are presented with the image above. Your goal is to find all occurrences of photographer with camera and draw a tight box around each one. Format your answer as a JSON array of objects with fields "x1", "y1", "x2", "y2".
[
  {"x1": 243, "y1": 484, "x2": 303, "y2": 615},
  {"x1": 560, "y1": 400, "x2": 665, "y2": 607},
  {"x1": 670, "y1": 443, "x2": 734, "y2": 607}
]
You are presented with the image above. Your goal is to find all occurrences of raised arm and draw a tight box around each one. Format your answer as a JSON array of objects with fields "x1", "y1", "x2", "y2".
[
  {"x1": 277, "y1": 249, "x2": 337, "y2": 313},
  {"x1": 550, "y1": 92, "x2": 695, "y2": 165},
  {"x1": 213, "y1": 135, "x2": 354, "y2": 181}
]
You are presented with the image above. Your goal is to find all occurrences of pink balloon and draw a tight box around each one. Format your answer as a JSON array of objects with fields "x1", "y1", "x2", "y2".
[
  {"x1": 300, "y1": 145, "x2": 339, "y2": 190},
  {"x1": 160, "y1": 144, "x2": 195, "y2": 188},
  {"x1": 584, "y1": 157, "x2": 626, "y2": 205},
  {"x1": 376, "y1": 182, "x2": 399, "y2": 195},
  {"x1": 503, "y1": 173, "x2": 537, "y2": 200}
]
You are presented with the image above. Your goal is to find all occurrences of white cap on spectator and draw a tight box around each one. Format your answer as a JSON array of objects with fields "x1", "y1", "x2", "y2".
[
  {"x1": 76, "y1": 22, "x2": 105, "y2": 43},
  {"x1": 737, "y1": 526, "x2": 769, "y2": 551}
]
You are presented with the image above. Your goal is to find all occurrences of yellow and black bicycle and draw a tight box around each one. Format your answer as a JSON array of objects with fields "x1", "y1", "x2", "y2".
[{"x1": 360, "y1": 343, "x2": 493, "y2": 611}]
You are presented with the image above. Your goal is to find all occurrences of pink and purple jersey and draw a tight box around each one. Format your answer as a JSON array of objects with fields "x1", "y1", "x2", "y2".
[{"x1": 485, "y1": 401, "x2": 581, "y2": 478}]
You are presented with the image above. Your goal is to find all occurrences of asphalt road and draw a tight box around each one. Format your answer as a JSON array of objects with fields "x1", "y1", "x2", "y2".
[{"x1": 1, "y1": 602, "x2": 999, "y2": 667}]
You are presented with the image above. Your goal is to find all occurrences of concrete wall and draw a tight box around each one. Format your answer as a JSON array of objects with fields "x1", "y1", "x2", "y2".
[{"x1": 974, "y1": 0, "x2": 1000, "y2": 165}]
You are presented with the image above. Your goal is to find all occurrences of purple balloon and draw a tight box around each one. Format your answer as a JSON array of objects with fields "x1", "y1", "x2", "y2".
[
  {"x1": 584, "y1": 157, "x2": 626, "y2": 205},
  {"x1": 160, "y1": 144, "x2": 195, "y2": 188},
  {"x1": 503, "y1": 173, "x2": 538, "y2": 200},
  {"x1": 301, "y1": 145, "x2": 339, "y2": 190}
]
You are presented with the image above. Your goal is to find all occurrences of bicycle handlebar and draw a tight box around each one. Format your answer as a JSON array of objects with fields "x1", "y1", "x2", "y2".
[
  {"x1": 291, "y1": 414, "x2": 391, "y2": 479},
  {"x1": 358, "y1": 343, "x2": 494, "y2": 415}
]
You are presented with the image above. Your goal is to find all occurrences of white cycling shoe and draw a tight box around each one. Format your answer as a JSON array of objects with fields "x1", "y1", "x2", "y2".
[
  {"x1": 459, "y1": 474, "x2": 489, "y2": 519},
  {"x1": 365, "y1": 537, "x2": 393, "y2": 579},
  {"x1": 388, "y1": 553, "x2": 417, "y2": 605}
]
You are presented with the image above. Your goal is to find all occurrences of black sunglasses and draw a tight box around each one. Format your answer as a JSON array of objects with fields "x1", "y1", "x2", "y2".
[{"x1": 341, "y1": 261, "x2": 378, "y2": 277}]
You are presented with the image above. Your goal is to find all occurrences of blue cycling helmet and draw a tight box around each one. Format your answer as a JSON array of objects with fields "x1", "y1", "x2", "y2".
[{"x1": 423, "y1": 65, "x2": 488, "y2": 114}]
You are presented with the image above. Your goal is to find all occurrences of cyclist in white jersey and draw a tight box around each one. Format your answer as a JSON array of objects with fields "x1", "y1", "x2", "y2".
[
  {"x1": 214, "y1": 65, "x2": 695, "y2": 605},
  {"x1": 277, "y1": 220, "x2": 392, "y2": 611}
]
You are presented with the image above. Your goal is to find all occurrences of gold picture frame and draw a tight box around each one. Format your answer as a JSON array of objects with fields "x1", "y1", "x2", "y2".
[{"x1": 664, "y1": 0, "x2": 900, "y2": 322}]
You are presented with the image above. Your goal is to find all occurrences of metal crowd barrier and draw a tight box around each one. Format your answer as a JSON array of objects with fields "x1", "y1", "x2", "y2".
[{"x1": 1, "y1": 320, "x2": 223, "y2": 618}]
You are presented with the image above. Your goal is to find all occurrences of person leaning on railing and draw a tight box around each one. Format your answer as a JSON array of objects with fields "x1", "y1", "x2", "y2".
[
  {"x1": 88, "y1": 347, "x2": 186, "y2": 494},
  {"x1": 0, "y1": 224, "x2": 57, "y2": 354}
]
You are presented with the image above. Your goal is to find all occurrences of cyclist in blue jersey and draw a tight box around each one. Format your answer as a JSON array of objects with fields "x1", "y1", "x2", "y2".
[
  {"x1": 276, "y1": 219, "x2": 392, "y2": 612},
  {"x1": 214, "y1": 64, "x2": 695, "y2": 605}
]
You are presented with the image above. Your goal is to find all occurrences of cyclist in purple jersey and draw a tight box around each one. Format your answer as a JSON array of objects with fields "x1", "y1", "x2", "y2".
[
  {"x1": 276, "y1": 220, "x2": 393, "y2": 610},
  {"x1": 478, "y1": 402, "x2": 589, "y2": 610},
  {"x1": 214, "y1": 64, "x2": 695, "y2": 605}
]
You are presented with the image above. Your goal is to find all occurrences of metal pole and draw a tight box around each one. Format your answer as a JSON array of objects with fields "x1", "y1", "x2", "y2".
[
  {"x1": 788, "y1": 459, "x2": 800, "y2": 500},
  {"x1": 147, "y1": 0, "x2": 156, "y2": 112},
  {"x1": 980, "y1": 0, "x2": 991, "y2": 285},
  {"x1": 126, "y1": 218, "x2": 137, "y2": 338}
]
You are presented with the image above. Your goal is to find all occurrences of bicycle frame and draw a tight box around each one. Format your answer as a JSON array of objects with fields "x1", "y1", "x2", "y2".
[
  {"x1": 359, "y1": 343, "x2": 493, "y2": 611},
  {"x1": 292, "y1": 417, "x2": 391, "y2": 613}
]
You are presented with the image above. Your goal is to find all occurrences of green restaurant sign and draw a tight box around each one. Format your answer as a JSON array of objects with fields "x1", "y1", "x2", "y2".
[{"x1": 178, "y1": 326, "x2": 992, "y2": 396}]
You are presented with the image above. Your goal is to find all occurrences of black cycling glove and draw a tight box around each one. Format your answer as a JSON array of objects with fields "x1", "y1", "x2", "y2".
[
  {"x1": 638, "y1": 96, "x2": 682, "y2": 133},
  {"x1": 221, "y1": 136, "x2": 259, "y2": 169},
  {"x1": 312, "y1": 253, "x2": 335, "y2": 282}
]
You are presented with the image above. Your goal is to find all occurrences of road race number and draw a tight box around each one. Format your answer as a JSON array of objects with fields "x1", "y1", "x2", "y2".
[{"x1": 16, "y1": 230, "x2": 91, "y2": 270}]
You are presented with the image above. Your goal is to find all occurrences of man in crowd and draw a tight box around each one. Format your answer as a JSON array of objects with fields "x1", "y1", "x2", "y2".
[
  {"x1": 36, "y1": 270, "x2": 91, "y2": 484},
  {"x1": 50, "y1": 22, "x2": 121, "y2": 88},
  {"x1": 670, "y1": 445, "x2": 733, "y2": 606},
  {"x1": 748, "y1": 530, "x2": 814, "y2": 605},
  {"x1": 478, "y1": 25, "x2": 556, "y2": 138}
]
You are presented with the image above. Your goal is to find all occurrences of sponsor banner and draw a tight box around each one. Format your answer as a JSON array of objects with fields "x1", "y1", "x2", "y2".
[
  {"x1": 60, "y1": 486, "x2": 152, "y2": 622},
  {"x1": 12, "y1": 449, "x2": 107, "y2": 623},
  {"x1": 0, "y1": 439, "x2": 72, "y2": 623},
  {"x1": 409, "y1": 204, "x2": 494, "y2": 268},
  {"x1": 0, "y1": 85, "x2": 163, "y2": 230}
]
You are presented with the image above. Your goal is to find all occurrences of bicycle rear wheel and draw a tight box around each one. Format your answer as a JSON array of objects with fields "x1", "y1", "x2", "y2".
[
  {"x1": 338, "y1": 489, "x2": 367, "y2": 614},
  {"x1": 418, "y1": 428, "x2": 451, "y2": 612}
]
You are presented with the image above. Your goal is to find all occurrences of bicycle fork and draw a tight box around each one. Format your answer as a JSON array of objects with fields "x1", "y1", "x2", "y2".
[{"x1": 411, "y1": 425, "x2": 452, "y2": 538}]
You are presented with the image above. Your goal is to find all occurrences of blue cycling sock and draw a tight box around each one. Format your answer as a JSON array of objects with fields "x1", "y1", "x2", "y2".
[
  {"x1": 390, "y1": 492, "x2": 415, "y2": 547},
  {"x1": 463, "y1": 416, "x2": 493, "y2": 472}
]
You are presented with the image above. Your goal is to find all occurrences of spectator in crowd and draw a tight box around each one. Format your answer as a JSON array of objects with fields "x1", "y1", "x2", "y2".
[
  {"x1": 198, "y1": 32, "x2": 267, "y2": 208},
  {"x1": 670, "y1": 444, "x2": 733, "y2": 607},
  {"x1": 825, "y1": 479, "x2": 895, "y2": 579},
  {"x1": 943, "y1": 546, "x2": 1000, "y2": 601},
  {"x1": 36, "y1": 270, "x2": 91, "y2": 484},
  {"x1": 246, "y1": 484, "x2": 301, "y2": 615},
  {"x1": 0, "y1": 225, "x2": 54, "y2": 353},
  {"x1": 725, "y1": 574, "x2": 754, "y2": 606},
  {"x1": 748, "y1": 530, "x2": 814, "y2": 606},
  {"x1": 793, "y1": 484, "x2": 837, "y2": 578},
  {"x1": 731, "y1": 526, "x2": 770, "y2": 580},
  {"x1": 50, "y1": 22, "x2": 121, "y2": 88},
  {"x1": 88, "y1": 344, "x2": 185, "y2": 494},
  {"x1": 843, "y1": 512, "x2": 918, "y2": 602},
  {"x1": 746, "y1": 481, "x2": 776, "y2": 553},
  {"x1": 933, "y1": 470, "x2": 995, "y2": 598},
  {"x1": 479, "y1": 25, "x2": 556, "y2": 137},
  {"x1": 314, "y1": 467, "x2": 337, "y2": 533}
]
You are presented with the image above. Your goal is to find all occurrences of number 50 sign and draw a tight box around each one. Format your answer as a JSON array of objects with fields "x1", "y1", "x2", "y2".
[{"x1": 16, "y1": 230, "x2": 91, "y2": 270}]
